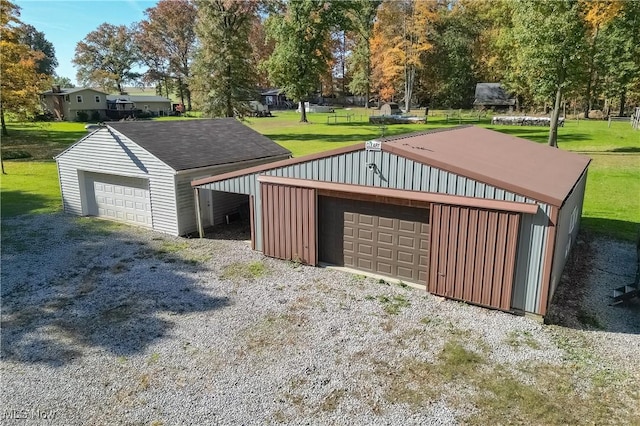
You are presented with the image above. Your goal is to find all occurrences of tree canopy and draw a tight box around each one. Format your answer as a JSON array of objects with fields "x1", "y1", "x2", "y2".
[
  {"x1": 1, "y1": 0, "x2": 50, "y2": 136},
  {"x1": 73, "y1": 23, "x2": 140, "y2": 93}
]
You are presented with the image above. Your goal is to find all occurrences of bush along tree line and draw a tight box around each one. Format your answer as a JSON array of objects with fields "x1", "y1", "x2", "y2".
[{"x1": 1, "y1": 0, "x2": 639, "y2": 145}]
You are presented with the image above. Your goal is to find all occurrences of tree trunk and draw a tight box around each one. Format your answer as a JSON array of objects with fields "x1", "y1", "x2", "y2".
[
  {"x1": 1, "y1": 106, "x2": 6, "y2": 174},
  {"x1": 404, "y1": 66, "x2": 414, "y2": 113},
  {"x1": 299, "y1": 101, "x2": 308, "y2": 123},
  {"x1": 178, "y1": 77, "x2": 185, "y2": 109},
  {"x1": 1, "y1": 105, "x2": 8, "y2": 137},
  {"x1": 619, "y1": 89, "x2": 626, "y2": 117},
  {"x1": 186, "y1": 88, "x2": 192, "y2": 111},
  {"x1": 548, "y1": 85, "x2": 563, "y2": 148}
]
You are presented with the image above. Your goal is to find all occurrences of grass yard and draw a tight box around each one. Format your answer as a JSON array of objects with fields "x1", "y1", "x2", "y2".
[
  {"x1": 1, "y1": 109, "x2": 638, "y2": 239},
  {"x1": 0, "y1": 161, "x2": 60, "y2": 218}
]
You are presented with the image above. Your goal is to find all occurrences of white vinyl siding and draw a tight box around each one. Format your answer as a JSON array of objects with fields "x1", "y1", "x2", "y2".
[
  {"x1": 174, "y1": 155, "x2": 290, "y2": 235},
  {"x1": 56, "y1": 127, "x2": 179, "y2": 235}
]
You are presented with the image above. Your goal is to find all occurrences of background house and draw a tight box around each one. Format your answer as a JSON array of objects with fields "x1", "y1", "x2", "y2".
[
  {"x1": 193, "y1": 126, "x2": 590, "y2": 318},
  {"x1": 106, "y1": 94, "x2": 172, "y2": 118},
  {"x1": 41, "y1": 87, "x2": 173, "y2": 121},
  {"x1": 473, "y1": 83, "x2": 516, "y2": 111},
  {"x1": 56, "y1": 119, "x2": 291, "y2": 236},
  {"x1": 40, "y1": 86, "x2": 108, "y2": 121}
]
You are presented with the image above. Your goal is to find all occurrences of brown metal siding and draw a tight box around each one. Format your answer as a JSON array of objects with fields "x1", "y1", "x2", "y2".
[
  {"x1": 429, "y1": 204, "x2": 520, "y2": 311},
  {"x1": 318, "y1": 196, "x2": 430, "y2": 285},
  {"x1": 261, "y1": 182, "x2": 317, "y2": 265}
]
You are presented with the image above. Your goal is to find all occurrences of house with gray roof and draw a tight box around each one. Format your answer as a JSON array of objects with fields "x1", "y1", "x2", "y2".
[
  {"x1": 55, "y1": 119, "x2": 291, "y2": 235},
  {"x1": 41, "y1": 86, "x2": 173, "y2": 121},
  {"x1": 40, "y1": 86, "x2": 109, "y2": 121},
  {"x1": 473, "y1": 83, "x2": 516, "y2": 110}
]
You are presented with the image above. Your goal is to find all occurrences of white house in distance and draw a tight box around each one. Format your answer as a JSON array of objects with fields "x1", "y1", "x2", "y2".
[{"x1": 40, "y1": 86, "x2": 172, "y2": 121}]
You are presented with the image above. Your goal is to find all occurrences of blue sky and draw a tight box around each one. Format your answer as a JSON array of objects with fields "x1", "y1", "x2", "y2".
[{"x1": 16, "y1": 0, "x2": 159, "y2": 84}]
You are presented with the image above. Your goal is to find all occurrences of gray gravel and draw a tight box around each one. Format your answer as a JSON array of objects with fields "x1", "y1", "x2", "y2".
[{"x1": 1, "y1": 213, "x2": 638, "y2": 425}]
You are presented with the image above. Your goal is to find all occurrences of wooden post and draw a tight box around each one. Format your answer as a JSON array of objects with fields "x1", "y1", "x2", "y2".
[{"x1": 194, "y1": 188, "x2": 204, "y2": 238}]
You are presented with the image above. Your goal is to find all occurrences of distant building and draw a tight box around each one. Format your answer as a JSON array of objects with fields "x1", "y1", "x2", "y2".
[
  {"x1": 473, "y1": 83, "x2": 516, "y2": 111},
  {"x1": 40, "y1": 86, "x2": 172, "y2": 121}
]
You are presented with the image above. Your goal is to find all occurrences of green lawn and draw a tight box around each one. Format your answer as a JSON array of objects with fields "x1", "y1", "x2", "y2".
[
  {"x1": 1, "y1": 111, "x2": 638, "y2": 240},
  {"x1": 1, "y1": 161, "x2": 60, "y2": 218}
]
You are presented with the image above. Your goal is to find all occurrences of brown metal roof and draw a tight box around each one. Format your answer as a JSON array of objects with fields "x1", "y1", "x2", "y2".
[
  {"x1": 193, "y1": 126, "x2": 590, "y2": 207},
  {"x1": 382, "y1": 126, "x2": 591, "y2": 206}
]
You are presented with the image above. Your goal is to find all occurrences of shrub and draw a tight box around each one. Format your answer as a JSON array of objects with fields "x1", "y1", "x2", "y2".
[
  {"x1": 90, "y1": 110, "x2": 101, "y2": 122},
  {"x1": 75, "y1": 111, "x2": 89, "y2": 122}
]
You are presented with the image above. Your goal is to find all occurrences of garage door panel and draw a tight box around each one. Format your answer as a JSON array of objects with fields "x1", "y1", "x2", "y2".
[
  {"x1": 319, "y1": 196, "x2": 429, "y2": 285},
  {"x1": 377, "y1": 247, "x2": 393, "y2": 260},
  {"x1": 358, "y1": 229, "x2": 373, "y2": 240},
  {"x1": 86, "y1": 172, "x2": 152, "y2": 227}
]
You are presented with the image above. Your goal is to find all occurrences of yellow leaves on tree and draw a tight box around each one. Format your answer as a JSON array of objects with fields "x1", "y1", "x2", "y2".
[
  {"x1": 370, "y1": 0, "x2": 437, "y2": 110},
  {"x1": 581, "y1": 0, "x2": 624, "y2": 31},
  {"x1": 1, "y1": 0, "x2": 50, "y2": 129}
]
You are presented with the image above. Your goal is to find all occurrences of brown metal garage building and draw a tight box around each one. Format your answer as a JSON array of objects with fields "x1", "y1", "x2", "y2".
[{"x1": 192, "y1": 126, "x2": 590, "y2": 317}]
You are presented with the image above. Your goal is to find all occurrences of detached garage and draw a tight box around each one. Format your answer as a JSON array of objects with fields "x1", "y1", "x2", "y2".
[
  {"x1": 56, "y1": 119, "x2": 291, "y2": 236},
  {"x1": 192, "y1": 126, "x2": 590, "y2": 317}
]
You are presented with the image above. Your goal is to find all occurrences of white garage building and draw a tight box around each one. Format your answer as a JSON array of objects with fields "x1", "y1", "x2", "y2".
[{"x1": 55, "y1": 119, "x2": 291, "y2": 235}]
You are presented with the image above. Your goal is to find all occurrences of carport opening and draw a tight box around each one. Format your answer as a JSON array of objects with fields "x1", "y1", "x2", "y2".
[{"x1": 196, "y1": 191, "x2": 251, "y2": 241}]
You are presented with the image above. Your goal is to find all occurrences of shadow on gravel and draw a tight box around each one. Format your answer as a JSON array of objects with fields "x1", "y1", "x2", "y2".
[
  {"x1": 1, "y1": 215, "x2": 230, "y2": 367},
  {"x1": 546, "y1": 230, "x2": 640, "y2": 335}
]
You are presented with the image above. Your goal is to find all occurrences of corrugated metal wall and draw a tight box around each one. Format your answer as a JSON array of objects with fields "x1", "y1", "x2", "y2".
[
  {"x1": 549, "y1": 170, "x2": 588, "y2": 305},
  {"x1": 199, "y1": 148, "x2": 551, "y2": 313},
  {"x1": 57, "y1": 127, "x2": 179, "y2": 235},
  {"x1": 429, "y1": 204, "x2": 520, "y2": 311},
  {"x1": 261, "y1": 182, "x2": 317, "y2": 265}
]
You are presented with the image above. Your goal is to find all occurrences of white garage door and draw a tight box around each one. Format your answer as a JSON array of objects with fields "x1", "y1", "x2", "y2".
[{"x1": 86, "y1": 172, "x2": 152, "y2": 227}]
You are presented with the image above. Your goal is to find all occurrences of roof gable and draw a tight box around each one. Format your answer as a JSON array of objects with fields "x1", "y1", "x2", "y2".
[
  {"x1": 107, "y1": 118, "x2": 291, "y2": 171},
  {"x1": 42, "y1": 87, "x2": 108, "y2": 96}
]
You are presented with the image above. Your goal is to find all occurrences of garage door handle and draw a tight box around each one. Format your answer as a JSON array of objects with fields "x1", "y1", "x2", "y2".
[{"x1": 438, "y1": 272, "x2": 445, "y2": 277}]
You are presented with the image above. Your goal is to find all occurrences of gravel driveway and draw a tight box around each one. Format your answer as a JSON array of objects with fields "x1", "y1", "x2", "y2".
[{"x1": 1, "y1": 213, "x2": 639, "y2": 425}]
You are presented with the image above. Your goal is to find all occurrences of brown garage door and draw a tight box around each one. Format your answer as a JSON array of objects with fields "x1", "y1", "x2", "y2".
[{"x1": 319, "y1": 196, "x2": 429, "y2": 284}]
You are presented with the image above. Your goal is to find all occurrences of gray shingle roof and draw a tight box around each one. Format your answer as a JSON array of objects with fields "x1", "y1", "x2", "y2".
[
  {"x1": 107, "y1": 118, "x2": 291, "y2": 171},
  {"x1": 473, "y1": 83, "x2": 515, "y2": 106}
]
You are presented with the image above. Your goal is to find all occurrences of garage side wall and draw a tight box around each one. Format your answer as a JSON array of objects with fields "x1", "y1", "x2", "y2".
[
  {"x1": 548, "y1": 169, "x2": 588, "y2": 306},
  {"x1": 56, "y1": 128, "x2": 178, "y2": 234}
]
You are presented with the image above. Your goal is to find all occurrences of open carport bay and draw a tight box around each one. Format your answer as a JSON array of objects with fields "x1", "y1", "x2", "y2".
[{"x1": 1, "y1": 213, "x2": 638, "y2": 425}]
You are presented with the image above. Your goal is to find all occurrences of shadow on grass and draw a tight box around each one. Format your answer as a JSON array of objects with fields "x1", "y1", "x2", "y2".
[
  {"x1": 610, "y1": 146, "x2": 640, "y2": 153},
  {"x1": 2, "y1": 123, "x2": 87, "y2": 160},
  {"x1": 266, "y1": 132, "x2": 377, "y2": 143},
  {"x1": 1, "y1": 214, "x2": 230, "y2": 367},
  {"x1": 1, "y1": 190, "x2": 59, "y2": 218},
  {"x1": 483, "y1": 126, "x2": 592, "y2": 144},
  {"x1": 581, "y1": 217, "x2": 640, "y2": 243}
]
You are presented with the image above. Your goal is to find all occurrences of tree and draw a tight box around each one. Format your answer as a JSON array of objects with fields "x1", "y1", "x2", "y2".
[
  {"x1": 248, "y1": 15, "x2": 275, "y2": 89},
  {"x1": 1, "y1": 0, "x2": 49, "y2": 139},
  {"x1": 18, "y1": 23, "x2": 57, "y2": 76},
  {"x1": 192, "y1": 0, "x2": 259, "y2": 118},
  {"x1": 135, "y1": 0, "x2": 197, "y2": 109},
  {"x1": 507, "y1": 0, "x2": 586, "y2": 147},
  {"x1": 345, "y1": 0, "x2": 381, "y2": 108},
  {"x1": 598, "y1": 1, "x2": 640, "y2": 116},
  {"x1": 264, "y1": 0, "x2": 345, "y2": 122},
  {"x1": 52, "y1": 75, "x2": 75, "y2": 88},
  {"x1": 371, "y1": 0, "x2": 436, "y2": 111},
  {"x1": 420, "y1": 2, "x2": 481, "y2": 109},
  {"x1": 73, "y1": 23, "x2": 140, "y2": 93},
  {"x1": 579, "y1": 0, "x2": 624, "y2": 118}
]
